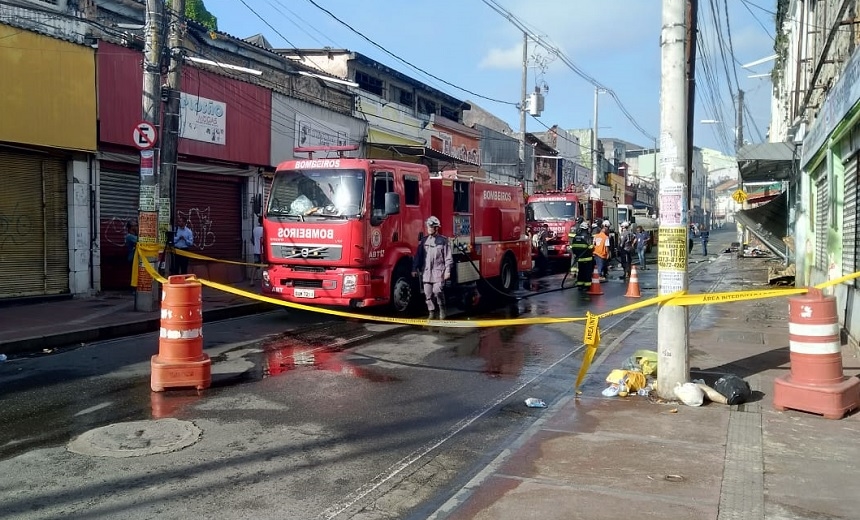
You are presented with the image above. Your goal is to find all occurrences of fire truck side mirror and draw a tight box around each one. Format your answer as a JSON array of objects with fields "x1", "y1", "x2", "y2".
[{"x1": 384, "y1": 192, "x2": 401, "y2": 216}]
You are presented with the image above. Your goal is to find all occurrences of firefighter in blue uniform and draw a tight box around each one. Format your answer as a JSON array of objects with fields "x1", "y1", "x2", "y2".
[{"x1": 568, "y1": 221, "x2": 594, "y2": 292}]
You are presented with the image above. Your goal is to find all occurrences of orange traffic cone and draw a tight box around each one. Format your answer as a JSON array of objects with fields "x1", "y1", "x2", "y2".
[
  {"x1": 625, "y1": 265, "x2": 642, "y2": 298},
  {"x1": 587, "y1": 266, "x2": 604, "y2": 295}
]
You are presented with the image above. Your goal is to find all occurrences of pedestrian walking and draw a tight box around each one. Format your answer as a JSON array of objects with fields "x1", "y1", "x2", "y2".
[
  {"x1": 688, "y1": 223, "x2": 697, "y2": 254},
  {"x1": 535, "y1": 223, "x2": 551, "y2": 274},
  {"x1": 412, "y1": 216, "x2": 453, "y2": 320},
  {"x1": 172, "y1": 215, "x2": 194, "y2": 275},
  {"x1": 568, "y1": 222, "x2": 594, "y2": 292},
  {"x1": 634, "y1": 225, "x2": 649, "y2": 269},
  {"x1": 592, "y1": 224, "x2": 611, "y2": 281},
  {"x1": 249, "y1": 216, "x2": 264, "y2": 286},
  {"x1": 617, "y1": 221, "x2": 635, "y2": 279},
  {"x1": 700, "y1": 225, "x2": 710, "y2": 256}
]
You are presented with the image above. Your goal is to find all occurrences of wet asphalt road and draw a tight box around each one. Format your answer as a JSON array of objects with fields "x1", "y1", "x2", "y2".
[{"x1": 0, "y1": 236, "x2": 729, "y2": 519}]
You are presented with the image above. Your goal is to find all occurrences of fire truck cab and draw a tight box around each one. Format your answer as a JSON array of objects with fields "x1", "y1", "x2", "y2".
[
  {"x1": 261, "y1": 147, "x2": 530, "y2": 313},
  {"x1": 525, "y1": 188, "x2": 586, "y2": 267}
]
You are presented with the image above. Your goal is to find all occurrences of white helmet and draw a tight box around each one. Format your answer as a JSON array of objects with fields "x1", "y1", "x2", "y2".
[
  {"x1": 621, "y1": 221, "x2": 630, "y2": 228},
  {"x1": 579, "y1": 222, "x2": 590, "y2": 230},
  {"x1": 426, "y1": 216, "x2": 441, "y2": 228},
  {"x1": 602, "y1": 220, "x2": 611, "y2": 228}
]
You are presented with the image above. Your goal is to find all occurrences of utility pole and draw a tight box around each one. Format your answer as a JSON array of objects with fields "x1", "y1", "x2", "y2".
[
  {"x1": 736, "y1": 88, "x2": 745, "y2": 249},
  {"x1": 656, "y1": 0, "x2": 691, "y2": 400},
  {"x1": 136, "y1": 0, "x2": 163, "y2": 312},
  {"x1": 519, "y1": 31, "x2": 528, "y2": 193},
  {"x1": 685, "y1": 0, "x2": 698, "y2": 216},
  {"x1": 592, "y1": 87, "x2": 599, "y2": 186},
  {"x1": 160, "y1": 0, "x2": 187, "y2": 275}
]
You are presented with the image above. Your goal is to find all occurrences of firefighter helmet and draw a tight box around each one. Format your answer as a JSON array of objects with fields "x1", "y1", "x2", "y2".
[
  {"x1": 426, "y1": 216, "x2": 441, "y2": 228},
  {"x1": 602, "y1": 219, "x2": 611, "y2": 228},
  {"x1": 621, "y1": 221, "x2": 630, "y2": 228},
  {"x1": 579, "y1": 222, "x2": 590, "y2": 230}
]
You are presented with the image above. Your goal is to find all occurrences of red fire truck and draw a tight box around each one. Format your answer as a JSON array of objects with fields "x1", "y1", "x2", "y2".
[
  {"x1": 526, "y1": 186, "x2": 628, "y2": 269},
  {"x1": 260, "y1": 146, "x2": 530, "y2": 313}
]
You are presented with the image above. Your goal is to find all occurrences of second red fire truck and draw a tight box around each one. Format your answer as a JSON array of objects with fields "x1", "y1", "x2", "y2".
[{"x1": 260, "y1": 146, "x2": 531, "y2": 314}]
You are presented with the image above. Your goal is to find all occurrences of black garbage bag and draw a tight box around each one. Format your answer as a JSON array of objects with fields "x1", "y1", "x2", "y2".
[{"x1": 714, "y1": 374, "x2": 752, "y2": 405}]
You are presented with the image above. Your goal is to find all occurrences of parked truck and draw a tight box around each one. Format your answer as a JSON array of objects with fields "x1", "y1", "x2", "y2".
[{"x1": 260, "y1": 146, "x2": 531, "y2": 313}]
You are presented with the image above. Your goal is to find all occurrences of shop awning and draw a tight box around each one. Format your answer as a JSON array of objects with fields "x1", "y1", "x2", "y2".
[
  {"x1": 736, "y1": 142, "x2": 798, "y2": 182},
  {"x1": 366, "y1": 128, "x2": 423, "y2": 146}
]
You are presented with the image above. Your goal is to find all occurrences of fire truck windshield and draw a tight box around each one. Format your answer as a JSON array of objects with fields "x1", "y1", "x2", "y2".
[
  {"x1": 527, "y1": 201, "x2": 577, "y2": 220},
  {"x1": 268, "y1": 169, "x2": 365, "y2": 219}
]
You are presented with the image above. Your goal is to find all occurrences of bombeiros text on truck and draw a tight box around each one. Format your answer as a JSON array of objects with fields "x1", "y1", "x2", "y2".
[{"x1": 260, "y1": 145, "x2": 531, "y2": 313}]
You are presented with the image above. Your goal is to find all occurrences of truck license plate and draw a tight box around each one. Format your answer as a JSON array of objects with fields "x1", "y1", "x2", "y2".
[{"x1": 294, "y1": 288, "x2": 315, "y2": 298}]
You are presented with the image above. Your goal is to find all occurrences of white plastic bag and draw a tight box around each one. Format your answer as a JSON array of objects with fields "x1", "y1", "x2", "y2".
[{"x1": 674, "y1": 382, "x2": 704, "y2": 407}]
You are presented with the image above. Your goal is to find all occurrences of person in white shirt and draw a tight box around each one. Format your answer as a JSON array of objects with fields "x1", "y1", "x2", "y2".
[
  {"x1": 172, "y1": 216, "x2": 194, "y2": 275},
  {"x1": 250, "y1": 216, "x2": 264, "y2": 287}
]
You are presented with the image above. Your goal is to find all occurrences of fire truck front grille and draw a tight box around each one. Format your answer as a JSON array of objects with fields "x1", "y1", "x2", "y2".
[
  {"x1": 272, "y1": 244, "x2": 342, "y2": 261},
  {"x1": 289, "y1": 279, "x2": 324, "y2": 289},
  {"x1": 290, "y1": 266, "x2": 326, "y2": 273}
]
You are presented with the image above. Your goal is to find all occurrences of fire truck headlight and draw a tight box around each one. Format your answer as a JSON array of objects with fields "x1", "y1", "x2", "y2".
[{"x1": 343, "y1": 274, "x2": 358, "y2": 295}]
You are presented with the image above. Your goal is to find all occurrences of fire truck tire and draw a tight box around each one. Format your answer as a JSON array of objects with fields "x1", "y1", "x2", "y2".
[
  {"x1": 390, "y1": 265, "x2": 417, "y2": 314},
  {"x1": 496, "y1": 253, "x2": 517, "y2": 293}
]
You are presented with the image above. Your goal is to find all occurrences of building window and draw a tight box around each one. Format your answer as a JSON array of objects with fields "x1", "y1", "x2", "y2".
[
  {"x1": 417, "y1": 97, "x2": 437, "y2": 116},
  {"x1": 404, "y1": 176, "x2": 419, "y2": 205},
  {"x1": 440, "y1": 105, "x2": 458, "y2": 121},
  {"x1": 453, "y1": 181, "x2": 470, "y2": 213},
  {"x1": 389, "y1": 85, "x2": 414, "y2": 107},
  {"x1": 355, "y1": 70, "x2": 383, "y2": 96}
]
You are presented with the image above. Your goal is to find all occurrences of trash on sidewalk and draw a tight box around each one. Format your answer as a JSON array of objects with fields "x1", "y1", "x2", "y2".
[
  {"x1": 602, "y1": 369, "x2": 650, "y2": 397},
  {"x1": 621, "y1": 349, "x2": 658, "y2": 376},
  {"x1": 693, "y1": 379, "x2": 728, "y2": 404},
  {"x1": 674, "y1": 382, "x2": 704, "y2": 407},
  {"x1": 714, "y1": 374, "x2": 752, "y2": 405},
  {"x1": 524, "y1": 397, "x2": 547, "y2": 408}
]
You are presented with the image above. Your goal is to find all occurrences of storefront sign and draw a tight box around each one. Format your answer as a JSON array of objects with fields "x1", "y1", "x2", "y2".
[
  {"x1": 295, "y1": 113, "x2": 350, "y2": 149},
  {"x1": 433, "y1": 131, "x2": 481, "y2": 165},
  {"x1": 802, "y1": 45, "x2": 860, "y2": 166},
  {"x1": 179, "y1": 92, "x2": 227, "y2": 145}
]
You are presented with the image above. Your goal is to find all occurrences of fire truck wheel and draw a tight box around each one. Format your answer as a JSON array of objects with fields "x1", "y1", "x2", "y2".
[
  {"x1": 496, "y1": 254, "x2": 517, "y2": 293},
  {"x1": 390, "y1": 266, "x2": 416, "y2": 314}
]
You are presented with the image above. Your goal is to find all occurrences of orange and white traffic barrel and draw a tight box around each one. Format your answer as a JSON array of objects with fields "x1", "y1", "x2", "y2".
[
  {"x1": 151, "y1": 274, "x2": 211, "y2": 392},
  {"x1": 773, "y1": 287, "x2": 860, "y2": 419}
]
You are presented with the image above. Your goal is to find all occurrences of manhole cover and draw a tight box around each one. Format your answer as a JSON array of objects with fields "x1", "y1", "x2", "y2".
[{"x1": 67, "y1": 419, "x2": 201, "y2": 458}]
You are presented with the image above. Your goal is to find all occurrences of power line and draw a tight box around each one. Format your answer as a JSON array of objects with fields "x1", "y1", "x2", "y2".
[
  {"x1": 480, "y1": 0, "x2": 656, "y2": 142},
  {"x1": 236, "y1": 0, "x2": 299, "y2": 49},
  {"x1": 301, "y1": 0, "x2": 517, "y2": 106}
]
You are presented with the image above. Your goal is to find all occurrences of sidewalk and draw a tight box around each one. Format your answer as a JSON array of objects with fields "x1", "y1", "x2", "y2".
[
  {"x1": 0, "y1": 283, "x2": 274, "y2": 358},
  {"x1": 430, "y1": 254, "x2": 860, "y2": 520}
]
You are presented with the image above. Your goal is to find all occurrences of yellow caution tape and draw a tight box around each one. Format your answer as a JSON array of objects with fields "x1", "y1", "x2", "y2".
[
  {"x1": 815, "y1": 270, "x2": 860, "y2": 289},
  {"x1": 173, "y1": 248, "x2": 266, "y2": 267},
  {"x1": 133, "y1": 243, "x2": 860, "y2": 330},
  {"x1": 666, "y1": 287, "x2": 807, "y2": 306}
]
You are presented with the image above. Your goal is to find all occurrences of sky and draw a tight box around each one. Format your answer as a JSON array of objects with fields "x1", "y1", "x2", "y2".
[{"x1": 207, "y1": 0, "x2": 777, "y2": 156}]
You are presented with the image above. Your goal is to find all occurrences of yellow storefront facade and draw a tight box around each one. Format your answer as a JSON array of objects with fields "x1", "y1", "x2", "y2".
[{"x1": 0, "y1": 23, "x2": 97, "y2": 298}]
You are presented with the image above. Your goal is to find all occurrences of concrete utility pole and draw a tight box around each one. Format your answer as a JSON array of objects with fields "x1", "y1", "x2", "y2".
[
  {"x1": 736, "y1": 88, "x2": 745, "y2": 249},
  {"x1": 519, "y1": 31, "x2": 528, "y2": 191},
  {"x1": 136, "y1": 0, "x2": 163, "y2": 312},
  {"x1": 160, "y1": 0, "x2": 187, "y2": 275},
  {"x1": 656, "y1": 0, "x2": 691, "y2": 400},
  {"x1": 592, "y1": 87, "x2": 599, "y2": 186}
]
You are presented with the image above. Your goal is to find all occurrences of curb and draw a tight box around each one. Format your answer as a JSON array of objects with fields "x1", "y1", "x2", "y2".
[{"x1": 0, "y1": 302, "x2": 276, "y2": 358}]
